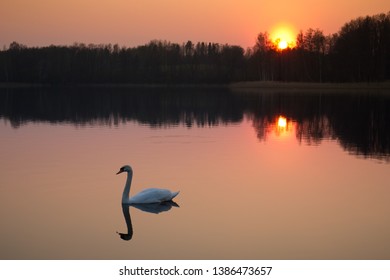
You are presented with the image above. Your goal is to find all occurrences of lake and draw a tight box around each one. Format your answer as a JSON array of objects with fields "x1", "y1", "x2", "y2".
[{"x1": 0, "y1": 85, "x2": 389, "y2": 259}]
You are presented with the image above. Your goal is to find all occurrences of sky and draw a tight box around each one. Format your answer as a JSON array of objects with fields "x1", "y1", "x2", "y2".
[{"x1": 1, "y1": 0, "x2": 388, "y2": 49}]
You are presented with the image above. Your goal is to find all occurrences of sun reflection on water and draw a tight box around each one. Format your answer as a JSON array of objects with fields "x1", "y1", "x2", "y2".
[
  {"x1": 274, "y1": 115, "x2": 293, "y2": 138},
  {"x1": 277, "y1": 116, "x2": 287, "y2": 128}
]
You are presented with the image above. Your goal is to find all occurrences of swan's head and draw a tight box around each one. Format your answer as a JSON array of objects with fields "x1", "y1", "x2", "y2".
[{"x1": 116, "y1": 165, "x2": 132, "y2": 175}]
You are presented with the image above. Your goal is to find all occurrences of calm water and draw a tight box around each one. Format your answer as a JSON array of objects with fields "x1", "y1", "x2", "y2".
[{"x1": 0, "y1": 86, "x2": 389, "y2": 259}]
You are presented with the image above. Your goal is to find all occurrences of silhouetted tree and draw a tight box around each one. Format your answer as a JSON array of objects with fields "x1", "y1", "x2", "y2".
[{"x1": 332, "y1": 12, "x2": 390, "y2": 82}]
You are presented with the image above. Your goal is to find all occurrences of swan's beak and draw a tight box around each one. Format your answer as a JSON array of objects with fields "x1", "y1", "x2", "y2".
[{"x1": 116, "y1": 170, "x2": 123, "y2": 175}]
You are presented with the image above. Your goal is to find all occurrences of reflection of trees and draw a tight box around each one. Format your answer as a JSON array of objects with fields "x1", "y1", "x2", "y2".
[
  {"x1": 296, "y1": 117, "x2": 334, "y2": 145},
  {"x1": 249, "y1": 116, "x2": 274, "y2": 141},
  {"x1": 0, "y1": 86, "x2": 243, "y2": 128},
  {"x1": 0, "y1": 87, "x2": 389, "y2": 161},
  {"x1": 327, "y1": 94, "x2": 390, "y2": 159},
  {"x1": 245, "y1": 91, "x2": 390, "y2": 160}
]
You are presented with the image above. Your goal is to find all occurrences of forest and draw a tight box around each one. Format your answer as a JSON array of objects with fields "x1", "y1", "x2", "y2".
[{"x1": 0, "y1": 12, "x2": 389, "y2": 84}]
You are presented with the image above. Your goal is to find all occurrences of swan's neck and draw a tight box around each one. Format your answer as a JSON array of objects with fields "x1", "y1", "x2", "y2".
[{"x1": 122, "y1": 170, "x2": 133, "y2": 204}]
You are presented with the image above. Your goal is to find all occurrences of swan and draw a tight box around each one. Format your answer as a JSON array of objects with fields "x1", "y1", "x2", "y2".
[{"x1": 116, "y1": 165, "x2": 179, "y2": 204}]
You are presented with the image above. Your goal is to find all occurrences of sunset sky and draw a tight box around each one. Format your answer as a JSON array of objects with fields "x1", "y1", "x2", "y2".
[{"x1": 1, "y1": 0, "x2": 388, "y2": 49}]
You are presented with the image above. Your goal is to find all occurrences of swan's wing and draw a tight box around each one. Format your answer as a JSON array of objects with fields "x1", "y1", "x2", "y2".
[
  {"x1": 170, "y1": 191, "x2": 180, "y2": 200},
  {"x1": 129, "y1": 188, "x2": 178, "y2": 204}
]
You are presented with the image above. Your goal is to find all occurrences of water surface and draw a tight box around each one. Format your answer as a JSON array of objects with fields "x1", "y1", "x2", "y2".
[{"x1": 0, "y1": 86, "x2": 389, "y2": 259}]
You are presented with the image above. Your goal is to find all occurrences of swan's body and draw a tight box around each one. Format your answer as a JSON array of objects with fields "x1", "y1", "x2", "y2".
[{"x1": 117, "y1": 165, "x2": 179, "y2": 204}]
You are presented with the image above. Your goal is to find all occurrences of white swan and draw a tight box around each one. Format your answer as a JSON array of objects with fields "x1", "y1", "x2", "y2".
[{"x1": 116, "y1": 165, "x2": 179, "y2": 204}]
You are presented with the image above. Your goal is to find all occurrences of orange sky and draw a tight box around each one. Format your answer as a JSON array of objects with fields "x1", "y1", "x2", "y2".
[{"x1": 0, "y1": 0, "x2": 388, "y2": 48}]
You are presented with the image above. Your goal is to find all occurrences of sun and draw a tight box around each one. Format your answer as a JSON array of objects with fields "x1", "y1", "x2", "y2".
[
  {"x1": 278, "y1": 40, "x2": 288, "y2": 50},
  {"x1": 270, "y1": 23, "x2": 297, "y2": 50}
]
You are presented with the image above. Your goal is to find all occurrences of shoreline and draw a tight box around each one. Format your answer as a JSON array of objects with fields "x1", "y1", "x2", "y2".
[
  {"x1": 1, "y1": 81, "x2": 390, "y2": 91},
  {"x1": 229, "y1": 81, "x2": 390, "y2": 90},
  {"x1": 0, "y1": 82, "x2": 228, "y2": 89}
]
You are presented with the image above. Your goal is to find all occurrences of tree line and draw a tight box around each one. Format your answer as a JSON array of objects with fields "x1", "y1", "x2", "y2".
[
  {"x1": 249, "y1": 12, "x2": 390, "y2": 82},
  {"x1": 0, "y1": 40, "x2": 246, "y2": 84},
  {"x1": 0, "y1": 12, "x2": 389, "y2": 84}
]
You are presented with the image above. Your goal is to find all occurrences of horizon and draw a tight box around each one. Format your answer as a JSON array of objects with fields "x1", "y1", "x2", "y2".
[{"x1": 1, "y1": 0, "x2": 388, "y2": 49}]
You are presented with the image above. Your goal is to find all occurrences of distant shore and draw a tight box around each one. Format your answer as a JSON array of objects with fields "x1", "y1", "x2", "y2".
[
  {"x1": 229, "y1": 81, "x2": 390, "y2": 92},
  {"x1": 1, "y1": 81, "x2": 390, "y2": 92}
]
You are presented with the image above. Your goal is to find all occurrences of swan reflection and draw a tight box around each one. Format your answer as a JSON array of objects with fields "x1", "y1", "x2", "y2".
[
  {"x1": 117, "y1": 201, "x2": 179, "y2": 241},
  {"x1": 131, "y1": 200, "x2": 179, "y2": 214}
]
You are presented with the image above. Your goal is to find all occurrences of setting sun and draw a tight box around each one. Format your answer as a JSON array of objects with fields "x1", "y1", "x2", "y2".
[
  {"x1": 270, "y1": 24, "x2": 297, "y2": 50},
  {"x1": 278, "y1": 40, "x2": 288, "y2": 50}
]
